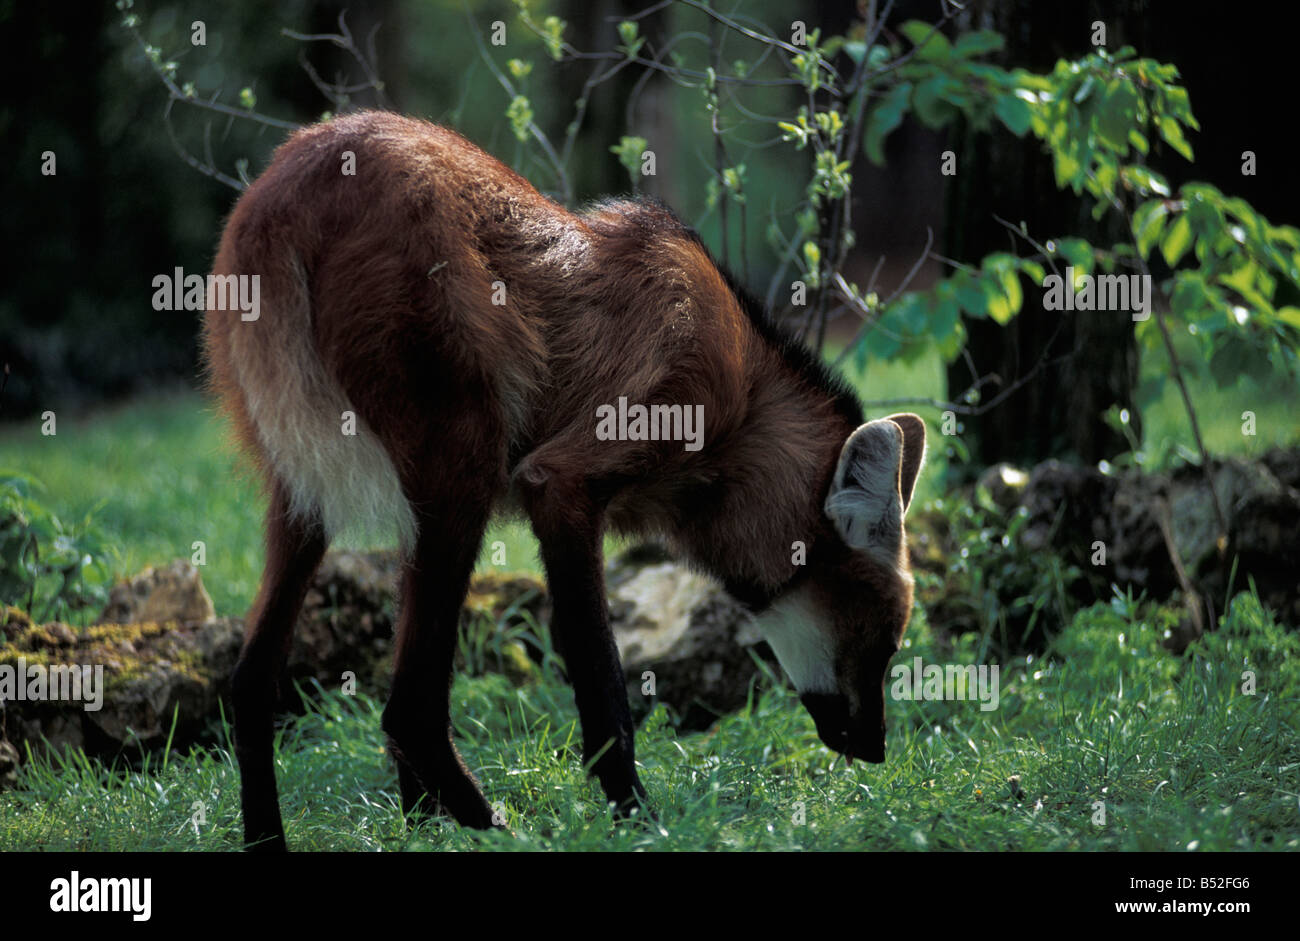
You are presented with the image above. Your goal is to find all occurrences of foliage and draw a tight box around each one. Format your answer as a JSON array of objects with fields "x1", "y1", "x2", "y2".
[
  {"x1": 2, "y1": 584, "x2": 1294, "y2": 851},
  {"x1": 461, "y1": 4, "x2": 1297, "y2": 464},
  {"x1": 917, "y1": 495, "x2": 1082, "y2": 656},
  {"x1": 846, "y1": 35, "x2": 1300, "y2": 455},
  {"x1": 106, "y1": 1, "x2": 1300, "y2": 469},
  {"x1": 0, "y1": 472, "x2": 113, "y2": 625}
]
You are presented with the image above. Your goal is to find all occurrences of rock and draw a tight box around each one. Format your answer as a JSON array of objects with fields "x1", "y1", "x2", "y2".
[
  {"x1": 285, "y1": 547, "x2": 772, "y2": 728},
  {"x1": 910, "y1": 449, "x2": 1300, "y2": 650},
  {"x1": 98, "y1": 560, "x2": 215, "y2": 626},
  {"x1": 47, "y1": 623, "x2": 77, "y2": 646},
  {"x1": 1016, "y1": 454, "x2": 1300, "y2": 628},
  {"x1": 1225, "y1": 485, "x2": 1300, "y2": 625},
  {"x1": 281, "y1": 547, "x2": 775, "y2": 729},
  {"x1": 1261, "y1": 447, "x2": 1300, "y2": 492},
  {"x1": 0, "y1": 739, "x2": 19, "y2": 789},
  {"x1": 1168, "y1": 459, "x2": 1279, "y2": 577},
  {"x1": 975, "y1": 463, "x2": 1030, "y2": 512},
  {"x1": 83, "y1": 617, "x2": 244, "y2": 750},
  {"x1": 0, "y1": 546, "x2": 785, "y2": 781},
  {"x1": 607, "y1": 554, "x2": 774, "y2": 730},
  {"x1": 1019, "y1": 460, "x2": 1117, "y2": 556},
  {"x1": 287, "y1": 550, "x2": 402, "y2": 699},
  {"x1": 0, "y1": 608, "x2": 244, "y2": 769}
]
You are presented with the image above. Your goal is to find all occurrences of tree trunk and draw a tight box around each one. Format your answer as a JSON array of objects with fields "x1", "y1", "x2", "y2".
[{"x1": 945, "y1": 0, "x2": 1146, "y2": 469}]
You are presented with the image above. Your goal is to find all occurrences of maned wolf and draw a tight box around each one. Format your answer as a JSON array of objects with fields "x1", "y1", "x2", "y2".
[{"x1": 204, "y1": 111, "x2": 926, "y2": 850}]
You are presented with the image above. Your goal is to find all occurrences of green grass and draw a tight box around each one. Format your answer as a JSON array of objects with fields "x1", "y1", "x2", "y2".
[
  {"x1": 2, "y1": 588, "x2": 1295, "y2": 850},
  {"x1": 0, "y1": 354, "x2": 946, "y2": 617},
  {"x1": 0, "y1": 389, "x2": 264, "y2": 616},
  {"x1": 0, "y1": 387, "x2": 546, "y2": 617},
  {"x1": 0, "y1": 348, "x2": 1296, "y2": 851},
  {"x1": 1136, "y1": 331, "x2": 1299, "y2": 458},
  {"x1": 1, "y1": 339, "x2": 1289, "y2": 617}
]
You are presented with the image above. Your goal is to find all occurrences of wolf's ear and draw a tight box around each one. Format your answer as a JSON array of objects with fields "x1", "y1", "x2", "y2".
[
  {"x1": 823, "y1": 414, "x2": 927, "y2": 557},
  {"x1": 883, "y1": 412, "x2": 926, "y2": 511},
  {"x1": 824, "y1": 419, "x2": 902, "y2": 556}
]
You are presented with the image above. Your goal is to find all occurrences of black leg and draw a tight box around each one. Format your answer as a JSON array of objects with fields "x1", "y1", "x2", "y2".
[
  {"x1": 232, "y1": 481, "x2": 328, "y2": 852},
  {"x1": 381, "y1": 501, "x2": 499, "y2": 830},
  {"x1": 521, "y1": 468, "x2": 647, "y2": 816}
]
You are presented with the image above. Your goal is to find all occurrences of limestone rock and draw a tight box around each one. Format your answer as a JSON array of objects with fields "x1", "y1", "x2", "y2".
[
  {"x1": 98, "y1": 560, "x2": 215, "y2": 626},
  {"x1": 607, "y1": 554, "x2": 773, "y2": 730}
]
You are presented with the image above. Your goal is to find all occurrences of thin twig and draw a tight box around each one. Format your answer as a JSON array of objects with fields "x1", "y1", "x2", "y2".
[
  {"x1": 463, "y1": 0, "x2": 570, "y2": 200},
  {"x1": 1122, "y1": 198, "x2": 1230, "y2": 552},
  {"x1": 283, "y1": 11, "x2": 390, "y2": 109},
  {"x1": 831, "y1": 227, "x2": 935, "y2": 367}
]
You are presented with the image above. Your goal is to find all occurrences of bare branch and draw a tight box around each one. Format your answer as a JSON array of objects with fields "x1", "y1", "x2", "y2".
[
  {"x1": 830, "y1": 227, "x2": 935, "y2": 367},
  {"x1": 283, "y1": 11, "x2": 390, "y2": 109},
  {"x1": 463, "y1": 1, "x2": 570, "y2": 201},
  {"x1": 161, "y1": 101, "x2": 246, "y2": 191}
]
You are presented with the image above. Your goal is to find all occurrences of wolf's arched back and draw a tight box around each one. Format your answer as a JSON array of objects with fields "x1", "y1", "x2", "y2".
[{"x1": 205, "y1": 111, "x2": 925, "y2": 850}]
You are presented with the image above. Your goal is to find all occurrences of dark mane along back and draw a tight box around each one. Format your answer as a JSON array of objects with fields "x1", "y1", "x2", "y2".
[
  {"x1": 711, "y1": 261, "x2": 864, "y2": 429},
  {"x1": 582, "y1": 196, "x2": 864, "y2": 428}
]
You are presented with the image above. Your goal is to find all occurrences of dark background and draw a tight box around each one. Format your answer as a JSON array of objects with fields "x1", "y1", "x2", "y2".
[{"x1": 1, "y1": 0, "x2": 1294, "y2": 466}]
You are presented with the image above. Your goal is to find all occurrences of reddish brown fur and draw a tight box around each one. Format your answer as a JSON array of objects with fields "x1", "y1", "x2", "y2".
[{"x1": 204, "y1": 111, "x2": 921, "y2": 848}]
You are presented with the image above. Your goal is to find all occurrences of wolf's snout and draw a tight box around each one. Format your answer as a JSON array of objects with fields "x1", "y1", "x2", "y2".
[{"x1": 800, "y1": 692, "x2": 886, "y2": 763}]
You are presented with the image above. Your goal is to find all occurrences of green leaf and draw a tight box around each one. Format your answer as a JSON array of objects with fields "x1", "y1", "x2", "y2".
[
  {"x1": 1169, "y1": 272, "x2": 1212, "y2": 318},
  {"x1": 980, "y1": 260, "x2": 1022, "y2": 325},
  {"x1": 507, "y1": 95, "x2": 535, "y2": 142},
  {"x1": 937, "y1": 320, "x2": 967, "y2": 363},
  {"x1": 866, "y1": 318, "x2": 902, "y2": 359},
  {"x1": 1207, "y1": 336, "x2": 1265, "y2": 388},
  {"x1": 1096, "y1": 80, "x2": 1138, "y2": 153},
  {"x1": 986, "y1": 287, "x2": 1013, "y2": 324},
  {"x1": 1185, "y1": 195, "x2": 1225, "y2": 240},
  {"x1": 1122, "y1": 165, "x2": 1170, "y2": 197},
  {"x1": 998, "y1": 268, "x2": 1023, "y2": 317},
  {"x1": 1055, "y1": 238, "x2": 1095, "y2": 275},
  {"x1": 894, "y1": 292, "x2": 930, "y2": 335},
  {"x1": 609, "y1": 135, "x2": 648, "y2": 180},
  {"x1": 899, "y1": 20, "x2": 952, "y2": 61},
  {"x1": 953, "y1": 272, "x2": 988, "y2": 317},
  {"x1": 803, "y1": 240, "x2": 822, "y2": 273},
  {"x1": 994, "y1": 93, "x2": 1032, "y2": 136},
  {"x1": 931, "y1": 290, "x2": 960, "y2": 339},
  {"x1": 867, "y1": 44, "x2": 892, "y2": 69},
  {"x1": 953, "y1": 30, "x2": 1004, "y2": 59},
  {"x1": 1019, "y1": 259, "x2": 1046, "y2": 283},
  {"x1": 1161, "y1": 213, "x2": 1194, "y2": 267},
  {"x1": 864, "y1": 82, "x2": 912, "y2": 165},
  {"x1": 1158, "y1": 115, "x2": 1194, "y2": 161},
  {"x1": 1132, "y1": 200, "x2": 1169, "y2": 259},
  {"x1": 912, "y1": 76, "x2": 960, "y2": 129}
]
